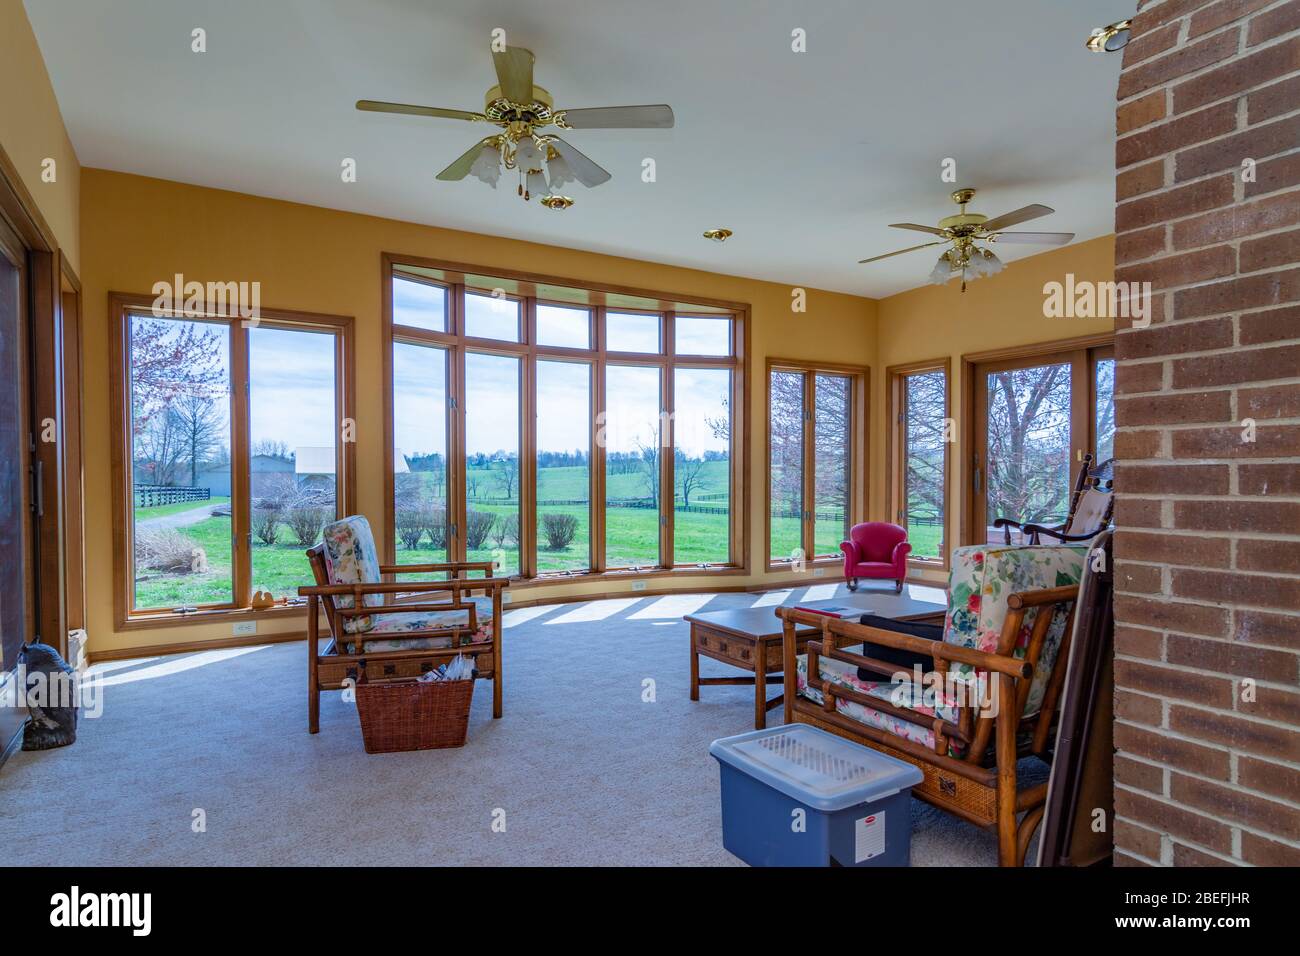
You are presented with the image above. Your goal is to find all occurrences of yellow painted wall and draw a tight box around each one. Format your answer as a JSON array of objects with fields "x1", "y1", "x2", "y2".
[
  {"x1": 0, "y1": 0, "x2": 81, "y2": 269},
  {"x1": 873, "y1": 235, "x2": 1116, "y2": 582},
  {"x1": 80, "y1": 168, "x2": 878, "y2": 655}
]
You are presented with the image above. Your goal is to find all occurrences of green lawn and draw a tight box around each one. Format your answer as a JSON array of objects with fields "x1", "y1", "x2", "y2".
[{"x1": 132, "y1": 459, "x2": 857, "y2": 605}]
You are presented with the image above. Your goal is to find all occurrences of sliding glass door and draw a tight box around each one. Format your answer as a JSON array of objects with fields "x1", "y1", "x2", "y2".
[{"x1": 970, "y1": 344, "x2": 1114, "y2": 545}]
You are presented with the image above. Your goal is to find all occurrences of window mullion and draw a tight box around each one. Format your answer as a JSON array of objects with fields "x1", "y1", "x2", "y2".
[{"x1": 229, "y1": 320, "x2": 252, "y2": 608}]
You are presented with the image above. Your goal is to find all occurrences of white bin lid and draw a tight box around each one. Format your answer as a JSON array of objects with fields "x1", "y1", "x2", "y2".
[{"x1": 710, "y1": 723, "x2": 924, "y2": 812}]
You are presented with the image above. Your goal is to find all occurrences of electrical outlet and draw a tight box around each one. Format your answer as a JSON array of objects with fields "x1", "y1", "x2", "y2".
[
  {"x1": 631, "y1": 580, "x2": 648, "y2": 592},
  {"x1": 502, "y1": 592, "x2": 512, "y2": 604},
  {"x1": 812, "y1": 567, "x2": 825, "y2": 578},
  {"x1": 232, "y1": 621, "x2": 257, "y2": 637}
]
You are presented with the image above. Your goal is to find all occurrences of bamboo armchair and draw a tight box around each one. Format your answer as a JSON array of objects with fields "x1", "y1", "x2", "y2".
[
  {"x1": 777, "y1": 548, "x2": 1087, "y2": 867},
  {"x1": 299, "y1": 522, "x2": 506, "y2": 733}
]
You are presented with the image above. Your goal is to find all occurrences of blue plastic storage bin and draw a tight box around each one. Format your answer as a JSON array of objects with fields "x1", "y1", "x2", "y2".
[{"x1": 710, "y1": 723, "x2": 924, "y2": 867}]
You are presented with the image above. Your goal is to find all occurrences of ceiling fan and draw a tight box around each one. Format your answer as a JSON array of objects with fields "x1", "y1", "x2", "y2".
[
  {"x1": 357, "y1": 45, "x2": 674, "y2": 208},
  {"x1": 858, "y1": 188, "x2": 1075, "y2": 291}
]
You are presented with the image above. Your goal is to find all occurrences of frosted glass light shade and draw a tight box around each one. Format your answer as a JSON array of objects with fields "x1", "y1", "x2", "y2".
[
  {"x1": 470, "y1": 144, "x2": 501, "y2": 187},
  {"x1": 526, "y1": 168, "x2": 548, "y2": 199},
  {"x1": 516, "y1": 138, "x2": 543, "y2": 169},
  {"x1": 547, "y1": 152, "x2": 576, "y2": 190},
  {"x1": 928, "y1": 252, "x2": 954, "y2": 285}
]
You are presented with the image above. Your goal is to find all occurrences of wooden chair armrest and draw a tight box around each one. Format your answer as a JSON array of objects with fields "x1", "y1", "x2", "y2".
[
  {"x1": 380, "y1": 561, "x2": 495, "y2": 576},
  {"x1": 298, "y1": 578, "x2": 508, "y2": 598},
  {"x1": 775, "y1": 606, "x2": 1031, "y2": 679}
]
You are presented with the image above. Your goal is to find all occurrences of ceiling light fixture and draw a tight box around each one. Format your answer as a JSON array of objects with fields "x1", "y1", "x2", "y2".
[
  {"x1": 703, "y1": 228, "x2": 732, "y2": 242},
  {"x1": 859, "y1": 187, "x2": 1073, "y2": 292},
  {"x1": 357, "y1": 45, "x2": 674, "y2": 205},
  {"x1": 540, "y1": 195, "x2": 574, "y2": 209},
  {"x1": 1086, "y1": 20, "x2": 1132, "y2": 52}
]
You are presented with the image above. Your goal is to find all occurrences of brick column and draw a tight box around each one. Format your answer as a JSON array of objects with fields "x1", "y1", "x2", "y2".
[{"x1": 1112, "y1": 0, "x2": 1300, "y2": 866}]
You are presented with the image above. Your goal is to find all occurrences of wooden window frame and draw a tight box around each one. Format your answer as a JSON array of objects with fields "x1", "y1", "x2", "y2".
[
  {"x1": 885, "y1": 357, "x2": 953, "y2": 571},
  {"x1": 108, "y1": 292, "x2": 357, "y2": 630},
  {"x1": 960, "y1": 332, "x2": 1115, "y2": 548},
  {"x1": 764, "y1": 358, "x2": 869, "y2": 572},
  {"x1": 381, "y1": 253, "x2": 750, "y2": 586}
]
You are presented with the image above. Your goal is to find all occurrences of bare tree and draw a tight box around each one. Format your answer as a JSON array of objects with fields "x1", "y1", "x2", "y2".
[
  {"x1": 634, "y1": 436, "x2": 659, "y2": 508},
  {"x1": 986, "y1": 365, "x2": 1071, "y2": 528},
  {"x1": 252, "y1": 439, "x2": 291, "y2": 459},
  {"x1": 674, "y1": 451, "x2": 709, "y2": 507},
  {"x1": 495, "y1": 459, "x2": 518, "y2": 500},
  {"x1": 170, "y1": 391, "x2": 224, "y2": 486}
]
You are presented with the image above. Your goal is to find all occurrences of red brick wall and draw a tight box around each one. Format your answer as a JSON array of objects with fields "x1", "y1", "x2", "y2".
[{"x1": 1113, "y1": 0, "x2": 1300, "y2": 866}]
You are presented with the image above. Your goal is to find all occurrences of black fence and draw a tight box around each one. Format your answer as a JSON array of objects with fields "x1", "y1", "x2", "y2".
[{"x1": 134, "y1": 485, "x2": 211, "y2": 508}]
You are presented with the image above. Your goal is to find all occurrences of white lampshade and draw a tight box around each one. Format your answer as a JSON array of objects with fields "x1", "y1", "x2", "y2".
[
  {"x1": 516, "y1": 137, "x2": 543, "y2": 170},
  {"x1": 470, "y1": 144, "x2": 501, "y2": 187},
  {"x1": 547, "y1": 152, "x2": 576, "y2": 190},
  {"x1": 967, "y1": 248, "x2": 1004, "y2": 280},
  {"x1": 526, "y1": 167, "x2": 548, "y2": 200},
  {"x1": 928, "y1": 251, "x2": 954, "y2": 285}
]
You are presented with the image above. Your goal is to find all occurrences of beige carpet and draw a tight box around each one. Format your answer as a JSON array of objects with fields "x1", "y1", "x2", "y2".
[{"x1": 0, "y1": 584, "x2": 1042, "y2": 866}]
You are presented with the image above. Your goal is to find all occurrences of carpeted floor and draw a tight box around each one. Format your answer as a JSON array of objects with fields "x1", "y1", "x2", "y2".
[{"x1": 0, "y1": 583, "x2": 1045, "y2": 866}]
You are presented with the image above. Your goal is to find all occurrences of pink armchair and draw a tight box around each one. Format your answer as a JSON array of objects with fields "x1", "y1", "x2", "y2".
[{"x1": 840, "y1": 522, "x2": 911, "y2": 593}]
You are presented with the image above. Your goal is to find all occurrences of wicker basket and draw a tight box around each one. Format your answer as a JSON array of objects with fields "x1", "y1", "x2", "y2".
[{"x1": 354, "y1": 665, "x2": 474, "y2": 753}]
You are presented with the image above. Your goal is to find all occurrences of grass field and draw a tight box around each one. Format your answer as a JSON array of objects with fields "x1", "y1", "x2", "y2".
[{"x1": 131, "y1": 461, "x2": 866, "y2": 607}]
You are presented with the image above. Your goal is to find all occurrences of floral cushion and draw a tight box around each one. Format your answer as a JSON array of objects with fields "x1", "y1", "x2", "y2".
[
  {"x1": 342, "y1": 596, "x2": 495, "y2": 653},
  {"x1": 321, "y1": 515, "x2": 383, "y2": 634},
  {"x1": 943, "y1": 544, "x2": 1086, "y2": 715},
  {"x1": 795, "y1": 652, "x2": 940, "y2": 750}
]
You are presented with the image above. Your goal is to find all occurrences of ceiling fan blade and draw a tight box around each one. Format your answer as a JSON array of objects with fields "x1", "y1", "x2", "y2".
[
  {"x1": 888, "y1": 222, "x2": 949, "y2": 237},
  {"x1": 356, "y1": 100, "x2": 485, "y2": 122},
  {"x1": 436, "y1": 139, "x2": 494, "y2": 181},
  {"x1": 547, "y1": 137, "x2": 611, "y2": 187},
  {"x1": 988, "y1": 231, "x2": 1075, "y2": 245},
  {"x1": 980, "y1": 204, "x2": 1054, "y2": 233},
  {"x1": 492, "y1": 46, "x2": 535, "y2": 102},
  {"x1": 557, "y1": 105, "x2": 675, "y2": 129},
  {"x1": 858, "y1": 241, "x2": 945, "y2": 264}
]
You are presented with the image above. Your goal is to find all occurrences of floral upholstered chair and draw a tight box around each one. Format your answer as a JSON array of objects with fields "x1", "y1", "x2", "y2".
[
  {"x1": 298, "y1": 514, "x2": 507, "y2": 732},
  {"x1": 778, "y1": 542, "x2": 1090, "y2": 865}
]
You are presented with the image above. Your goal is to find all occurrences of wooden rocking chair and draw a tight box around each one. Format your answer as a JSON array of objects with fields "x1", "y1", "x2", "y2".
[
  {"x1": 994, "y1": 454, "x2": 1114, "y2": 545},
  {"x1": 778, "y1": 541, "x2": 1098, "y2": 866},
  {"x1": 297, "y1": 515, "x2": 506, "y2": 733}
]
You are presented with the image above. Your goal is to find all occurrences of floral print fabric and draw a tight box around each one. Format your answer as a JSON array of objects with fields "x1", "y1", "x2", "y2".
[
  {"x1": 321, "y1": 515, "x2": 384, "y2": 634},
  {"x1": 341, "y1": 597, "x2": 495, "y2": 653},
  {"x1": 794, "y1": 544, "x2": 1085, "y2": 753},
  {"x1": 943, "y1": 544, "x2": 1085, "y2": 715}
]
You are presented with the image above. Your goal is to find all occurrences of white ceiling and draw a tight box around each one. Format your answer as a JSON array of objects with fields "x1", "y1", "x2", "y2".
[{"x1": 26, "y1": 0, "x2": 1127, "y2": 298}]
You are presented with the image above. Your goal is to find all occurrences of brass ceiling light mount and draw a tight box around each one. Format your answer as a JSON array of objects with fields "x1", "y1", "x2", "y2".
[
  {"x1": 703, "y1": 228, "x2": 733, "y2": 242},
  {"x1": 540, "y1": 195, "x2": 574, "y2": 209},
  {"x1": 1086, "y1": 20, "x2": 1132, "y2": 52}
]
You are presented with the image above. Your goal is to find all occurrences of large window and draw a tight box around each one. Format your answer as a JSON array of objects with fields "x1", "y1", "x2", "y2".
[
  {"x1": 966, "y1": 338, "x2": 1115, "y2": 545},
  {"x1": 385, "y1": 259, "x2": 746, "y2": 580},
  {"x1": 766, "y1": 361, "x2": 866, "y2": 567},
  {"x1": 887, "y1": 360, "x2": 950, "y2": 566},
  {"x1": 111, "y1": 295, "x2": 354, "y2": 625}
]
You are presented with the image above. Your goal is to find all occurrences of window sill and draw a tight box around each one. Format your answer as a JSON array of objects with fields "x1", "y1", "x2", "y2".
[
  {"x1": 116, "y1": 602, "x2": 309, "y2": 632},
  {"x1": 494, "y1": 565, "x2": 749, "y2": 589}
]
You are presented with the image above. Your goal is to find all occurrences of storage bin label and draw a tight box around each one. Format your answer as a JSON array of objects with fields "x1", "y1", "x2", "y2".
[{"x1": 855, "y1": 812, "x2": 885, "y2": 862}]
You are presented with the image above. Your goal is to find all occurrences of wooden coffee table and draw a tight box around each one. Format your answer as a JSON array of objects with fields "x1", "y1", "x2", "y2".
[{"x1": 686, "y1": 591, "x2": 947, "y2": 729}]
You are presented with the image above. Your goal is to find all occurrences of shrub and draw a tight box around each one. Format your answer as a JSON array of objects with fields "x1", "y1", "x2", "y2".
[
  {"x1": 541, "y1": 512, "x2": 578, "y2": 551},
  {"x1": 252, "y1": 501, "x2": 283, "y2": 545},
  {"x1": 395, "y1": 507, "x2": 427, "y2": 551},
  {"x1": 492, "y1": 513, "x2": 519, "y2": 548},
  {"x1": 465, "y1": 509, "x2": 496, "y2": 550},
  {"x1": 286, "y1": 505, "x2": 329, "y2": 546},
  {"x1": 423, "y1": 506, "x2": 448, "y2": 550},
  {"x1": 135, "y1": 528, "x2": 203, "y2": 573}
]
